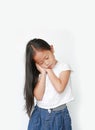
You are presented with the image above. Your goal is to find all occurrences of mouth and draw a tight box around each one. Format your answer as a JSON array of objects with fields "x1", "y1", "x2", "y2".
[
  {"x1": 48, "y1": 64, "x2": 53, "y2": 69},
  {"x1": 48, "y1": 61, "x2": 57, "y2": 69}
]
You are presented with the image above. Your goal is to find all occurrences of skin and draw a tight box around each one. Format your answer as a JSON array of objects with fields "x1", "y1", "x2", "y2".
[{"x1": 33, "y1": 45, "x2": 71, "y2": 100}]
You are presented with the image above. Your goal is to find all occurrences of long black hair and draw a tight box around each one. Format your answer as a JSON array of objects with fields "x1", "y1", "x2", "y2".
[{"x1": 24, "y1": 38, "x2": 51, "y2": 117}]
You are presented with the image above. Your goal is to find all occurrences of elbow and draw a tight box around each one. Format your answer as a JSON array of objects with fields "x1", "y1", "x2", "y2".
[
  {"x1": 36, "y1": 96, "x2": 43, "y2": 101},
  {"x1": 34, "y1": 94, "x2": 43, "y2": 101},
  {"x1": 57, "y1": 89, "x2": 64, "y2": 93},
  {"x1": 56, "y1": 85, "x2": 65, "y2": 93},
  {"x1": 34, "y1": 90, "x2": 44, "y2": 101}
]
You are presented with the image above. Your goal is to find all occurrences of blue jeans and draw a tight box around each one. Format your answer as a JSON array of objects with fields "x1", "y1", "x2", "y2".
[{"x1": 28, "y1": 105, "x2": 72, "y2": 130}]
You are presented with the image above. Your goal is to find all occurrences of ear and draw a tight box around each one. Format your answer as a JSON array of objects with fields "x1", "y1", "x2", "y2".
[{"x1": 50, "y1": 45, "x2": 54, "y2": 53}]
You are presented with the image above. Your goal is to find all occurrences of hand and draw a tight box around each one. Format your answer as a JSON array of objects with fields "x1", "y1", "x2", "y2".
[
  {"x1": 36, "y1": 64, "x2": 46, "y2": 74},
  {"x1": 45, "y1": 68, "x2": 52, "y2": 74}
]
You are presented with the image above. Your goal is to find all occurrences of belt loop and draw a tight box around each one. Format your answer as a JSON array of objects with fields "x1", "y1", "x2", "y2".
[{"x1": 48, "y1": 109, "x2": 51, "y2": 113}]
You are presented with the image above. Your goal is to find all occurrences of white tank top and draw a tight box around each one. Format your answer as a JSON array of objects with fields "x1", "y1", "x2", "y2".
[{"x1": 36, "y1": 61, "x2": 74, "y2": 109}]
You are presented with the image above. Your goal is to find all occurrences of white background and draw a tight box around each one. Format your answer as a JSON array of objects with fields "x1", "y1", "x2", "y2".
[{"x1": 0, "y1": 0, "x2": 95, "y2": 130}]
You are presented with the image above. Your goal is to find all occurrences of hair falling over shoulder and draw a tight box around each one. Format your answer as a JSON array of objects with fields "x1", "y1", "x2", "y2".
[
  {"x1": 24, "y1": 40, "x2": 40, "y2": 117},
  {"x1": 23, "y1": 38, "x2": 51, "y2": 117}
]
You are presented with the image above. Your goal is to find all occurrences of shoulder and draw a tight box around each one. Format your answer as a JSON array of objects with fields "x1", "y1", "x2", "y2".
[
  {"x1": 57, "y1": 61, "x2": 71, "y2": 71},
  {"x1": 59, "y1": 62, "x2": 71, "y2": 81}
]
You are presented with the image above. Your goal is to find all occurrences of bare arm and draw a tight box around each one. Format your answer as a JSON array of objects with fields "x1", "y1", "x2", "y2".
[
  {"x1": 46, "y1": 69, "x2": 71, "y2": 93},
  {"x1": 33, "y1": 64, "x2": 46, "y2": 100}
]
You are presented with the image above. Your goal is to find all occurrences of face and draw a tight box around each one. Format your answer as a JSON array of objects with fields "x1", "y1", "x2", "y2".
[{"x1": 33, "y1": 48, "x2": 57, "y2": 69}]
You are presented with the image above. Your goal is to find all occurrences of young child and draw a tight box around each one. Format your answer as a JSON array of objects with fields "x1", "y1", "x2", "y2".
[{"x1": 24, "y1": 38, "x2": 74, "y2": 130}]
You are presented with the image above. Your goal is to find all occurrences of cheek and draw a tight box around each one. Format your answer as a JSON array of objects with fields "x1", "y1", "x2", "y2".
[
  {"x1": 40, "y1": 64, "x2": 45, "y2": 68},
  {"x1": 40, "y1": 64, "x2": 47, "y2": 69}
]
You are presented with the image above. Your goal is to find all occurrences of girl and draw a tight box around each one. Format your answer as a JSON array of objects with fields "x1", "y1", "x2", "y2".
[{"x1": 24, "y1": 38, "x2": 74, "y2": 130}]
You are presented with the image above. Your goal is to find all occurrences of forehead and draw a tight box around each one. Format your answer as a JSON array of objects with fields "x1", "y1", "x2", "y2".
[{"x1": 33, "y1": 50, "x2": 50, "y2": 62}]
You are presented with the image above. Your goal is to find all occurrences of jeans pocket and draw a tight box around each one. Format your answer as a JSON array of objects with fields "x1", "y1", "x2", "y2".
[
  {"x1": 55, "y1": 112, "x2": 64, "y2": 129},
  {"x1": 63, "y1": 108, "x2": 72, "y2": 130},
  {"x1": 32, "y1": 109, "x2": 40, "y2": 124},
  {"x1": 28, "y1": 108, "x2": 41, "y2": 130}
]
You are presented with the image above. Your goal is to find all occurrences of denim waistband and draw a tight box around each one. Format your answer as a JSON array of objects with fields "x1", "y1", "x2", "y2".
[
  {"x1": 50, "y1": 104, "x2": 66, "y2": 111},
  {"x1": 36, "y1": 104, "x2": 66, "y2": 113}
]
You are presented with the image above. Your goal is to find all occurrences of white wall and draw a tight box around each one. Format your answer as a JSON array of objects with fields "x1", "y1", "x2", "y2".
[{"x1": 0, "y1": 0, "x2": 95, "y2": 130}]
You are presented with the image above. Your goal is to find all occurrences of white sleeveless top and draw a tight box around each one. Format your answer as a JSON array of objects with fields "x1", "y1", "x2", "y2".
[{"x1": 36, "y1": 61, "x2": 74, "y2": 109}]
